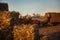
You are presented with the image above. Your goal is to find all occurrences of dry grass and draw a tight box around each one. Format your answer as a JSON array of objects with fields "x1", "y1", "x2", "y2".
[{"x1": 13, "y1": 24, "x2": 35, "y2": 40}]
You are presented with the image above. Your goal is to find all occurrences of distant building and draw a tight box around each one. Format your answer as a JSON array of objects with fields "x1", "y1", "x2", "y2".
[{"x1": 0, "y1": 3, "x2": 9, "y2": 11}]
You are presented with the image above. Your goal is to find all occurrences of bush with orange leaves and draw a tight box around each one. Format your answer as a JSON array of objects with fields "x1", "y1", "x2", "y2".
[
  {"x1": 0, "y1": 11, "x2": 13, "y2": 40},
  {"x1": 0, "y1": 11, "x2": 12, "y2": 29},
  {"x1": 13, "y1": 24, "x2": 35, "y2": 40}
]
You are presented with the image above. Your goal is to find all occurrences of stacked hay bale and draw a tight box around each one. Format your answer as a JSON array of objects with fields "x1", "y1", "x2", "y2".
[
  {"x1": 41, "y1": 12, "x2": 60, "y2": 26},
  {"x1": 48, "y1": 12, "x2": 60, "y2": 24}
]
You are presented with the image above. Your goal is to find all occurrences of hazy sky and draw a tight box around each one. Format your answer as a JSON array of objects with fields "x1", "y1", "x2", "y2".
[{"x1": 0, "y1": 0, "x2": 60, "y2": 16}]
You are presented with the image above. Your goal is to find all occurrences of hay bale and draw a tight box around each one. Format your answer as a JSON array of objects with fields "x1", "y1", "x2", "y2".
[
  {"x1": 49, "y1": 13, "x2": 60, "y2": 23},
  {"x1": 41, "y1": 12, "x2": 60, "y2": 26},
  {"x1": 0, "y1": 3, "x2": 8, "y2": 11}
]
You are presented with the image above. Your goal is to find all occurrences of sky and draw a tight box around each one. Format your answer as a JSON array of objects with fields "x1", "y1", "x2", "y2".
[{"x1": 0, "y1": 0, "x2": 60, "y2": 16}]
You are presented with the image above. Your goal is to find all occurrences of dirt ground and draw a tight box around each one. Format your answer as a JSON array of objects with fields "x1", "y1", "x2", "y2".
[{"x1": 39, "y1": 24, "x2": 60, "y2": 40}]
